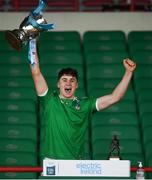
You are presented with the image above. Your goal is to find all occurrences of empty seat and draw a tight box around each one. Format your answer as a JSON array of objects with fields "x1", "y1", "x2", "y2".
[
  {"x1": 87, "y1": 64, "x2": 124, "y2": 79},
  {"x1": 0, "y1": 77, "x2": 34, "y2": 88},
  {"x1": 136, "y1": 89, "x2": 152, "y2": 103},
  {"x1": 134, "y1": 77, "x2": 152, "y2": 91},
  {"x1": 129, "y1": 40, "x2": 152, "y2": 54},
  {"x1": 140, "y1": 113, "x2": 152, "y2": 129},
  {"x1": 143, "y1": 126, "x2": 152, "y2": 146},
  {"x1": 138, "y1": 101, "x2": 152, "y2": 116},
  {"x1": 101, "y1": 100, "x2": 137, "y2": 113},
  {"x1": 0, "y1": 152, "x2": 37, "y2": 178},
  {"x1": 0, "y1": 51, "x2": 27, "y2": 64},
  {"x1": 38, "y1": 41, "x2": 82, "y2": 52},
  {"x1": 85, "y1": 51, "x2": 129, "y2": 65},
  {"x1": 128, "y1": 31, "x2": 152, "y2": 43},
  {"x1": 39, "y1": 31, "x2": 81, "y2": 41},
  {"x1": 0, "y1": 100, "x2": 36, "y2": 112},
  {"x1": 0, "y1": 87, "x2": 37, "y2": 102},
  {"x1": 0, "y1": 139, "x2": 36, "y2": 153},
  {"x1": 39, "y1": 51, "x2": 83, "y2": 65},
  {"x1": 92, "y1": 112, "x2": 139, "y2": 127},
  {"x1": 0, "y1": 64, "x2": 31, "y2": 77},
  {"x1": 134, "y1": 66, "x2": 152, "y2": 79},
  {"x1": 92, "y1": 125, "x2": 140, "y2": 141},
  {"x1": 0, "y1": 124, "x2": 37, "y2": 142},
  {"x1": 131, "y1": 51, "x2": 152, "y2": 64},
  {"x1": 83, "y1": 30, "x2": 126, "y2": 42},
  {"x1": 0, "y1": 111, "x2": 37, "y2": 125},
  {"x1": 84, "y1": 41, "x2": 127, "y2": 53},
  {"x1": 87, "y1": 88, "x2": 135, "y2": 101}
]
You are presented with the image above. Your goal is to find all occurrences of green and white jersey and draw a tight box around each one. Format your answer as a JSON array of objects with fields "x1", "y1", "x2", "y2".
[{"x1": 39, "y1": 89, "x2": 97, "y2": 160}]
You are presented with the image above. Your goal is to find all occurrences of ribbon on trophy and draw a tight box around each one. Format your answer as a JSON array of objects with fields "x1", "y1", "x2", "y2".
[
  {"x1": 28, "y1": 0, "x2": 54, "y2": 65},
  {"x1": 28, "y1": 0, "x2": 54, "y2": 31}
]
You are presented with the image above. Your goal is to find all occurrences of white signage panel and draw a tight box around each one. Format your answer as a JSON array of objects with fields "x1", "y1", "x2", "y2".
[{"x1": 43, "y1": 159, "x2": 130, "y2": 177}]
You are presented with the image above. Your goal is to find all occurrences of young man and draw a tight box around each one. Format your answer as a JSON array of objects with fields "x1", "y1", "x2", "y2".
[{"x1": 29, "y1": 39, "x2": 136, "y2": 160}]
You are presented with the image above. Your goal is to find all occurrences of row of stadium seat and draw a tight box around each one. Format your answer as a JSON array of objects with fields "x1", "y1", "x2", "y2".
[{"x1": 0, "y1": 30, "x2": 152, "y2": 179}]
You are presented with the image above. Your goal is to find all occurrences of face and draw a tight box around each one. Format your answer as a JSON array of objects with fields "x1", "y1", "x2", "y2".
[{"x1": 57, "y1": 74, "x2": 78, "y2": 99}]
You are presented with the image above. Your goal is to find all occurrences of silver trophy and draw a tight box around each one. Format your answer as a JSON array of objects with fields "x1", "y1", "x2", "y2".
[{"x1": 5, "y1": 0, "x2": 54, "y2": 51}]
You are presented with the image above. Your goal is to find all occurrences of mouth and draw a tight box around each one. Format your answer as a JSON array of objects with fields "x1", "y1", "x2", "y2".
[{"x1": 64, "y1": 87, "x2": 72, "y2": 94}]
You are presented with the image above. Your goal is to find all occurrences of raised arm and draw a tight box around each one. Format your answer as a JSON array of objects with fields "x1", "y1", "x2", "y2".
[
  {"x1": 29, "y1": 39, "x2": 48, "y2": 96},
  {"x1": 96, "y1": 59, "x2": 136, "y2": 111}
]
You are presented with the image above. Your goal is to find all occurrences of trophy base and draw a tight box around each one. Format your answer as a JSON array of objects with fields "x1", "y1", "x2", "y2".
[
  {"x1": 109, "y1": 157, "x2": 120, "y2": 160},
  {"x1": 5, "y1": 30, "x2": 22, "y2": 51}
]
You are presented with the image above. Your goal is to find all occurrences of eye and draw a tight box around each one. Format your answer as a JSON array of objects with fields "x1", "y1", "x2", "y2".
[{"x1": 62, "y1": 78, "x2": 67, "y2": 82}]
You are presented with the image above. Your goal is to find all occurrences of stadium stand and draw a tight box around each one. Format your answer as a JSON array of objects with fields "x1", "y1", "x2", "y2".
[
  {"x1": 0, "y1": 0, "x2": 152, "y2": 11},
  {"x1": 1, "y1": 29, "x2": 152, "y2": 178}
]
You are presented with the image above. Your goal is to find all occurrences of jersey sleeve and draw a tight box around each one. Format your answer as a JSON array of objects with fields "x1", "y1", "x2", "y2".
[{"x1": 38, "y1": 89, "x2": 54, "y2": 110}]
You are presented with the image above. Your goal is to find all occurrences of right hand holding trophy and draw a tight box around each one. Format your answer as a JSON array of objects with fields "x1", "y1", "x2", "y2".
[{"x1": 5, "y1": 0, "x2": 54, "y2": 51}]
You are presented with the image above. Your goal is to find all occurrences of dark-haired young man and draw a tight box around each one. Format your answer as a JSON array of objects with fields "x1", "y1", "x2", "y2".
[{"x1": 29, "y1": 39, "x2": 136, "y2": 160}]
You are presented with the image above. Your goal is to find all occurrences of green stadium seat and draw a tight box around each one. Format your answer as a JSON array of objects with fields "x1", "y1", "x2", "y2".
[
  {"x1": 144, "y1": 141, "x2": 152, "y2": 165},
  {"x1": 140, "y1": 113, "x2": 152, "y2": 130},
  {"x1": 0, "y1": 152, "x2": 37, "y2": 178},
  {"x1": 0, "y1": 124, "x2": 37, "y2": 142},
  {"x1": 138, "y1": 101, "x2": 152, "y2": 116},
  {"x1": 0, "y1": 77, "x2": 34, "y2": 88},
  {"x1": 0, "y1": 51, "x2": 27, "y2": 64},
  {"x1": 0, "y1": 30, "x2": 6, "y2": 41},
  {"x1": 0, "y1": 87, "x2": 37, "y2": 102},
  {"x1": 85, "y1": 51, "x2": 129, "y2": 65},
  {"x1": 0, "y1": 40, "x2": 15, "y2": 51},
  {"x1": 84, "y1": 41, "x2": 127, "y2": 53},
  {"x1": 92, "y1": 125, "x2": 140, "y2": 141},
  {"x1": 0, "y1": 64, "x2": 31, "y2": 77},
  {"x1": 133, "y1": 78, "x2": 152, "y2": 91},
  {"x1": 87, "y1": 88, "x2": 135, "y2": 101},
  {"x1": 38, "y1": 41, "x2": 82, "y2": 52},
  {"x1": 129, "y1": 40, "x2": 152, "y2": 54},
  {"x1": 128, "y1": 31, "x2": 152, "y2": 43},
  {"x1": 83, "y1": 31, "x2": 126, "y2": 42},
  {"x1": 0, "y1": 172, "x2": 37, "y2": 179},
  {"x1": 134, "y1": 66, "x2": 152, "y2": 79},
  {"x1": 131, "y1": 51, "x2": 152, "y2": 65},
  {"x1": 146, "y1": 156, "x2": 152, "y2": 179},
  {"x1": 39, "y1": 51, "x2": 84, "y2": 65},
  {"x1": 39, "y1": 31, "x2": 81, "y2": 41},
  {"x1": 0, "y1": 100, "x2": 36, "y2": 112},
  {"x1": 0, "y1": 139, "x2": 37, "y2": 153},
  {"x1": 87, "y1": 78, "x2": 122, "y2": 90},
  {"x1": 136, "y1": 89, "x2": 152, "y2": 103},
  {"x1": 86, "y1": 64, "x2": 125, "y2": 79},
  {"x1": 92, "y1": 112, "x2": 139, "y2": 127},
  {"x1": 100, "y1": 100, "x2": 137, "y2": 113},
  {"x1": 143, "y1": 126, "x2": 152, "y2": 146},
  {"x1": 0, "y1": 112, "x2": 37, "y2": 125}
]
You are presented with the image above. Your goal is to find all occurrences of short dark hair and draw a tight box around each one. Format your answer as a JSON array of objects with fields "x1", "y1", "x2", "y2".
[{"x1": 58, "y1": 67, "x2": 78, "y2": 81}]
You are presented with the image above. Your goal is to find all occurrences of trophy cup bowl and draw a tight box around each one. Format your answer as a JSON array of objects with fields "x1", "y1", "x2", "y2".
[{"x1": 5, "y1": 15, "x2": 47, "y2": 51}]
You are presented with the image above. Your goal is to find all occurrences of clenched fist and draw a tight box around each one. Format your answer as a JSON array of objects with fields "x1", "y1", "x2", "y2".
[{"x1": 123, "y1": 58, "x2": 136, "y2": 72}]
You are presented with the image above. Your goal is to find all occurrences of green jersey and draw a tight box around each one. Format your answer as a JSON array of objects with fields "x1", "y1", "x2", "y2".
[{"x1": 39, "y1": 89, "x2": 97, "y2": 160}]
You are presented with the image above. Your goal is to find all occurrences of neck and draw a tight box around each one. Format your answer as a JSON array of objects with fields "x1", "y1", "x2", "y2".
[{"x1": 59, "y1": 94, "x2": 75, "y2": 100}]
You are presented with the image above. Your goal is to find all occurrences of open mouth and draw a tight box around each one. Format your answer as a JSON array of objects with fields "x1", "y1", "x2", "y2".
[{"x1": 65, "y1": 87, "x2": 72, "y2": 94}]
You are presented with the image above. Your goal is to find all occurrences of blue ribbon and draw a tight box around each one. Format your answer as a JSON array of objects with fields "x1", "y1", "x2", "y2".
[
  {"x1": 28, "y1": 0, "x2": 55, "y2": 65},
  {"x1": 27, "y1": 0, "x2": 54, "y2": 31}
]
